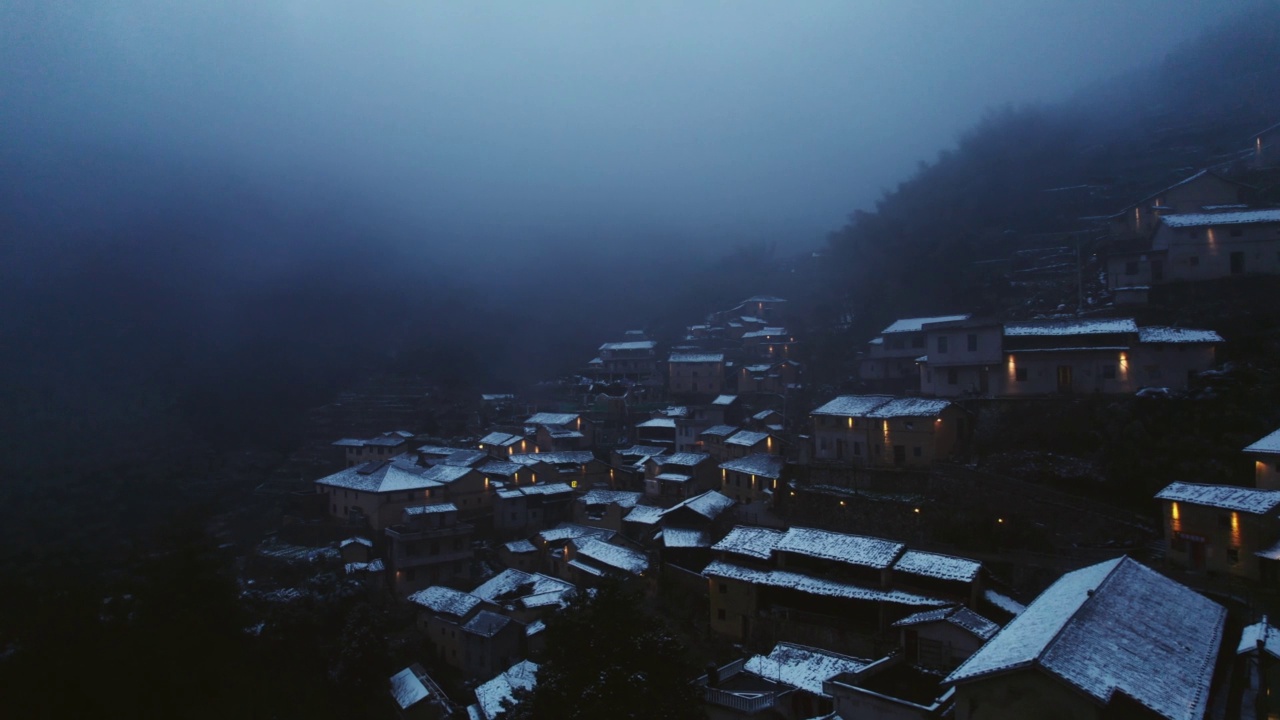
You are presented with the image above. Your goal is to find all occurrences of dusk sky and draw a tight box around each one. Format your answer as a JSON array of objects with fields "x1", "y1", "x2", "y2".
[{"x1": 3, "y1": 1, "x2": 1236, "y2": 262}]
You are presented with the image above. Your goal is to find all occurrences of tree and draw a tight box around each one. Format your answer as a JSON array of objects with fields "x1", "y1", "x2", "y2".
[{"x1": 501, "y1": 579, "x2": 705, "y2": 720}]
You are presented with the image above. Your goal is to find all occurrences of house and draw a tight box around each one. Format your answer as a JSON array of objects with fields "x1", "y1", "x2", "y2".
[
  {"x1": 916, "y1": 318, "x2": 1004, "y2": 397},
  {"x1": 477, "y1": 431, "x2": 534, "y2": 459},
  {"x1": 498, "y1": 538, "x2": 539, "y2": 573},
  {"x1": 508, "y1": 451, "x2": 610, "y2": 490},
  {"x1": 493, "y1": 483, "x2": 576, "y2": 538},
  {"x1": 333, "y1": 431, "x2": 414, "y2": 467},
  {"x1": 1131, "y1": 326, "x2": 1222, "y2": 390},
  {"x1": 696, "y1": 642, "x2": 873, "y2": 720},
  {"x1": 571, "y1": 489, "x2": 643, "y2": 533},
  {"x1": 643, "y1": 452, "x2": 717, "y2": 501},
  {"x1": 720, "y1": 454, "x2": 785, "y2": 506},
  {"x1": 891, "y1": 605, "x2": 999, "y2": 672},
  {"x1": 389, "y1": 663, "x2": 450, "y2": 720},
  {"x1": 1106, "y1": 207, "x2": 1280, "y2": 292},
  {"x1": 810, "y1": 395, "x2": 963, "y2": 469},
  {"x1": 736, "y1": 360, "x2": 801, "y2": 396},
  {"x1": 470, "y1": 568, "x2": 576, "y2": 625},
  {"x1": 705, "y1": 525, "x2": 980, "y2": 650},
  {"x1": 652, "y1": 490, "x2": 736, "y2": 570},
  {"x1": 469, "y1": 660, "x2": 538, "y2": 720},
  {"x1": 861, "y1": 315, "x2": 971, "y2": 391},
  {"x1": 563, "y1": 537, "x2": 650, "y2": 585},
  {"x1": 1236, "y1": 616, "x2": 1280, "y2": 720},
  {"x1": 1103, "y1": 169, "x2": 1254, "y2": 242},
  {"x1": 740, "y1": 327, "x2": 796, "y2": 361},
  {"x1": 410, "y1": 586, "x2": 525, "y2": 679},
  {"x1": 524, "y1": 412, "x2": 594, "y2": 452},
  {"x1": 314, "y1": 457, "x2": 448, "y2": 532},
  {"x1": 597, "y1": 340, "x2": 659, "y2": 384},
  {"x1": 669, "y1": 353, "x2": 726, "y2": 397},
  {"x1": 698, "y1": 425, "x2": 740, "y2": 462},
  {"x1": 609, "y1": 445, "x2": 667, "y2": 490},
  {"x1": 822, "y1": 654, "x2": 955, "y2": 720},
  {"x1": 731, "y1": 295, "x2": 788, "y2": 324},
  {"x1": 1245, "y1": 427, "x2": 1280, "y2": 490},
  {"x1": 339, "y1": 536, "x2": 374, "y2": 565},
  {"x1": 385, "y1": 503, "x2": 475, "y2": 596},
  {"x1": 724, "y1": 430, "x2": 778, "y2": 459},
  {"x1": 945, "y1": 557, "x2": 1225, "y2": 720},
  {"x1": 635, "y1": 416, "x2": 677, "y2": 449},
  {"x1": 1155, "y1": 481, "x2": 1280, "y2": 583}
]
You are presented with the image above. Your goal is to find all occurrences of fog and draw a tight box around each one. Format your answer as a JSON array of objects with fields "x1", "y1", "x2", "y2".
[{"x1": 0, "y1": 1, "x2": 1242, "y2": 454}]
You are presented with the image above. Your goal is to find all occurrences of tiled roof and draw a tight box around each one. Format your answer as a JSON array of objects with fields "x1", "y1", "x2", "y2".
[
  {"x1": 573, "y1": 538, "x2": 649, "y2": 575},
  {"x1": 1161, "y1": 209, "x2": 1280, "y2": 227},
  {"x1": 1156, "y1": 481, "x2": 1280, "y2": 515},
  {"x1": 1004, "y1": 318, "x2": 1137, "y2": 336},
  {"x1": 473, "y1": 661, "x2": 538, "y2": 720},
  {"x1": 315, "y1": 458, "x2": 443, "y2": 493},
  {"x1": 775, "y1": 527, "x2": 904, "y2": 570},
  {"x1": 1138, "y1": 327, "x2": 1223, "y2": 344},
  {"x1": 743, "y1": 643, "x2": 873, "y2": 695},
  {"x1": 893, "y1": 605, "x2": 999, "y2": 640},
  {"x1": 720, "y1": 454, "x2": 785, "y2": 479},
  {"x1": 712, "y1": 525, "x2": 785, "y2": 560},
  {"x1": 1245, "y1": 428, "x2": 1280, "y2": 456},
  {"x1": 662, "y1": 490, "x2": 736, "y2": 521},
  {"x1": 893, "y1": 549, "x2": 982, "y2": 583},
  {"x1": 669, "y1": 353, "x2": 725, "y2": 363},
  {"x1": 947, "y1": 557, "x2": 1225, "y2": 720},
  {"x1": 704, "y1": 561, "x2": 948, "y2": 607},
  {"x1": 408, "y1": 586, "x2": 481, "y2": 619},
  {"x1": 866, "y1": 398, "x2": 952, "y2": 418},
  {"x1": 578, "y1": 489, "x2": 642, "y2": 508},
  {"x1": 525, "y1": 412, "x2": 580, "y2": 426},
  {"x1": 726, "y1": 430, "x2": 770, "y2": 447},
  {"x1": 882, "y1": 315, "x2": 972, "y2": 334},
  {"x1": 810, "y1": 395, "x2": 894, "y2": 417}
]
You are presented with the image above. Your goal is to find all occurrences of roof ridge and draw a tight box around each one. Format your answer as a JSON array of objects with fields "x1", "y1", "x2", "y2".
[{"x1": 1035, "y1": 556, "x2": 1126, "y2": 669}]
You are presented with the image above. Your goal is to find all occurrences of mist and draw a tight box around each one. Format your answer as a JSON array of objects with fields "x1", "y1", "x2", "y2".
[{"x1": 0, "y1": 1, "x2": 1245, "y2": 458}]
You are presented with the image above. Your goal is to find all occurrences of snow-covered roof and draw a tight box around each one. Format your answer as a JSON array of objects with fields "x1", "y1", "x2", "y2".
[
  {"x1": 1245, "y1": 428, "x2": 1280, "y2": 456},
  {"x1": 893, "y1": 550, "x2": 982, "y2": 583},
  {"x1": 712, "y1": 526, "x2": 785, "y2": 560},
  {"x1": 478, "y1": 461, "x2": 522, "y2": 477},
  {"x1": 315, "y1": 457, "x2": 444, "y2": 494},
  {"x1": 743, "y1": 643, "x2": 873, "y2": 695},
  {"x1": 882, "y1": 315, "x2": 972, "y2": 334},
  {"x1": 636, "y1": 417, "x2": 676, "y2": 429},
  {"x1": 655, "y1": 452, "x2": 711, "y2": 467},
  {"x1": 1161, "y1": 209, "x2": 1280, "y2": 228},
  {"x1": 480, "y1": 431, "x2": 522, "y2": 446},
  {"x1": 340, "y1": 536, "x2": 373, "y2": 548},
  {"x1": 573, "y1": 538, "x2": 649, "y2": 575},
  {"x1": 408, "y1": 586, "x2": 481, "y2": 619},
  {"x1": 509, "y1": 451, "x2": 596, "y2": 467},
  {"x1": 893, "y1": 606, "x2": 999, "y2": 641},
  {"x1": 810, "y1": 395, "x2": 894, "y2": 417},
  {"x1": 615, "y1": 444, "x2": 667, "y2": 457},
  {"x1": 704, "y1": 561, "x2": 948, "y2": 607},
  {"x1": 1004, "y1": 318, "x2": 1137, "y2": 336},
  {"x1": 712, "y1": 394, "x2": 739, "y2": 405},
  {"x1": 1238, "y1": 618, "x2": 1280, "y2": 659},
  {"x1": 404, "y1": 502, "x2": 458, "y2": 516},
  {"x1": 503, "y1": 539, "x2": 536, "y2": 554},
  {"x1": 390, "y1": 666, "x2": 433, "y2": 710},
  {"x1": 472, "y1": 569, "x2": 575, "y2": 608},
  {"x1": 496, "y1": 483, "x2": 575, "y2": 500},
  {"x1": 700, "y1": 424, "x2": 739, "y2": 438},
  {"x1": 599, "y1": 340, "x2": 656, "y2": 351},
  {"x1": 660, "y1": 527, "x2": 711, "y2": 548},
  {"x1": 984, "y1": 589, "x2": 1025, "y2": 616},
  {"x1": 579, "y1": 489, "x2": 642, "y2": 508},
  {"x1": 624, "y1": 505, "x2": 664, "y2": 525},
  {"x1": 443, "y1": 449, "x2": 489, "y2": 467},
  {"x1": 1138, "y1": 327, "x2": 1223, "y2": 344},
  {"x1": 537, "y1": 523, "x2": 614, "y2": 544},
  {"x1": 654, "y1": 472, "x2": 693, "y2": 483},
  {"x1": 463, "y1": 610, "x2": 513, "y2": 638},
  {"x1": 726, "y1": 430, "x2": 770, "y2": 447},
  {"x1": 669, "y1": 353, "x2": 725, "y2": 363},
  {"x1": 720, "y1": 454, "x2": 785, "y2": 479},
  {"x1": 473, "y1": 661, "x2": 539, "y2": 720},
  {"x1": 525, "y1": 412, "x2": 580, "y2": 427},
  {"x1": 743, "y1": 295, "x2": 787, "y2": 303},
  {"x1": 947, "y1": 557, "x2": 1225, "y2": 720},
  {"x1": 776, "y1": 527, "x2": 904, "y2": 570},
  {"x1": 753, "y1": 409, "x2": 780, "y2": 421},
  {"x1": 344, "y1": 559, "x2": 385, "y2": 574},
  {"x1": 866, "y1": 398, "x2": 952, "y2": 419},
  {"x1": 481, "y1": 393, "x2": 515, "y2": 402},
  {"x1": 1155, "y1": 481, "x2": 1280, "y2": 515},
  {"x1": 663, "y1": 490, "x2": 736, "y2": 521}
]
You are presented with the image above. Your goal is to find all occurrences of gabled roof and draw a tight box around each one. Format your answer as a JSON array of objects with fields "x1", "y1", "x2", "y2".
[
  {"x1": 866, "y1": 398, "x2": 952, "y2": 419},
  {"x1": 659, "y1": 527, "x2": 711, "y2": 548},
  {"x1": 775, "y1": 527, "x2": 904, "y2": 570},
  {"x1": 473, "y1": 661, "x2": 539, "y2": 720},
  {"x1": 712, "y1": 394, "x2": 739, "y2": 406},
  {"x1": 471, "y1": 569, "x2": 576, "y2": 607},
  {"x1": 496, "y1": 483, "x2": 575, "y2": 500},
  {"x1": 720, "y1": 454, "x2": 785, "y2": 479},
  {"x1": 572, "y1": 538, "x2": 649, "y2": 575},
  {"x1": 1160, "y1": 209, "x2": 1280, "y2": 228},
  {"x1": 653, "y1": 452, "x2": 711, "y2": 468},
  {"x1": 893, "y1": 605, "x2": 999, "y2": 641},
  {"x1": 712, "y1": 525, "x2": 785, "y2": 560},
  {"x1": 463, "y1": 610, "x2": 513, "y2": 638},
  {"x1": 704, "y1": 561, "x2": 948, "y2": 607},
  {"x1": 478, "y1": 461, "x2": 522, "y2": 477},
  {"x1": 480, "y1": 431, "x2": 523, "y2": 446},
  {"x1": 662, "y1": 490, "x2": 736, "y2": 521},
  {"x1": 578, "y1": 489, "x2": 642, "y2": 508},
  {"x1": 599, "y1": 340, "x2": 656, "y2": 351},
  {"x1": 315, "y1": 458, "x2": 443, "y2": 494},
  {"x1": 525, "y1": 412, "x2": 580, "y2": 427},
  {"x1": 811, "y1": 395, "x2": 894, "y2": 417},
  {"x1": 623, "y1": 505, "x2": 664, "y2": 525},
  {"x1": 700, "y1": 424, "x2": 739, "y2": 438},
  {"x1": 537, "y1": 523, "x2": 614, "y2": 544},
  {"x1": 404, "y1": 502, "x2": 458, "y2": 516},
  {"x1": 509, "y1": 451, "x2": 596, "y2": 467},
  {"x1": 882, "y1": 315, "x2": 972, "y2": 334},
  {"x1": 1238, "y1": 617, "x2": 1280, "y2": 659},
  {"x1": 1156, "y1": 481, "x2": 1280, "y2": 515},
  {"x1": 1245, "y1": 428, "x2": 1280, "y2": 456},
  {"x1": 1138, "y1": 327, "x2": 1223, "y2": 344},
  {"x1": 443, "y1": 449, "x2": 488, "y2": 467},
  {"x1": 636, "y1": 417, "x2": 676, "y2": 429},
  {"x1": 893, "y1": 549, "x2": 982, "y2": 583},
  {"x1": 408, "y1": 586, "x2": 481, "y2": 619},
  {"x1": 1004, "y1": 318, "x2": 1137, "y2": 336},
  {"x1": 946, "y1": 557, "x2": 1225, "y2": 720},
  {"x1": 390, "y1": 665, "x2": 435, "y2": 711},
  {"x1": 615, "y1": 444, "x2": 667, "y2": 457},
  {"x1": 726, "y1": 430, "x2": 770, "y2": 447},
  {"x1": 743, "y1": 643, "x2": 873, "y2": 695}
]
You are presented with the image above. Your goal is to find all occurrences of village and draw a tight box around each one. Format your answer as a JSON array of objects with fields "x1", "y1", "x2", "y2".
[{"x1": 215, "y1": 119, "x2": 1280, "y2": 720}]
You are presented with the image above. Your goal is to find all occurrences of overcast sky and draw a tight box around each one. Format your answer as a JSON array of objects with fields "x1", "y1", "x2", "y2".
[{"x1": 2, "y1": 1, "x2": 1234, "y2": 261}]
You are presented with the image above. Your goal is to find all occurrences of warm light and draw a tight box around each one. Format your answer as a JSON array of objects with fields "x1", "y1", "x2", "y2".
[
  {"x1": 571, "y1": 480, "x2": 578, "y2": 488},
  {"x1": 1231, "y1": 511, "x2": 1242, "y2": 545},
  {"x1": 840, "y1": 500, "x2": 846, "y2": 506},
  {"x1": 848, "y1": 417, "x2": 853, "y2": 428},
  {"x1": 913, "y1": 508, "x2": 920, "y2": 514},
  {"x1": 997, "y1": 518, "x2": 1004, "y2": 524},
  {"x1": 1171, "y1": 502, "x2": 1179, "y2": 520},
  {"x1": 790, "y1": 491, "x2": 795, "y2": 497}
]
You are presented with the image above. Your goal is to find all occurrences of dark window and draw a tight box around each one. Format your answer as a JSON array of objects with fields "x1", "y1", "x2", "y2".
[
  {"x1": 910, "y1": 336, "x2": 925, "y2": 349},
  {"x1": 967, "y1": 334, "x2": 978, "y2": 352},
  {"x1": 1015, "y1": 367, "x2": 1028, "y2": 382},
  {"x1": 1102, "y1": 365, "x2": 1116, "y2": 380},
  {"x1": 947, "y1": 368, "x2": 958, "y2": 385},
  {"x1": 937, "y1": 336, "x2": 949, "y2": 354},
  {"x1": 717, "y1": 609, "x2": 726, "y2": 621},
  {"x1": 890, "y1": 338, "x2": 905, "y2": 350},
  {"x1": 1228, "y1": 547, "x2": 1241, "y2": 564},
  {"x1": 1219, "y1": 514, "x2": 1232, "y2": 528},
  {"x1": 853, "y1": 442, "x2": 861, "y2": 456},
  {"x1": 1125, "y1": 260, "x2": 1139, "y2": 275}
]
